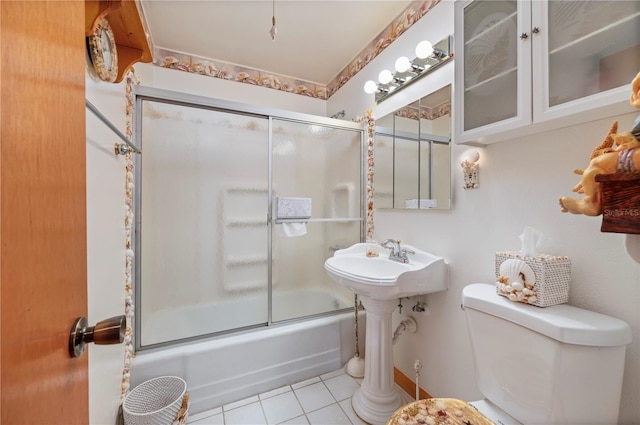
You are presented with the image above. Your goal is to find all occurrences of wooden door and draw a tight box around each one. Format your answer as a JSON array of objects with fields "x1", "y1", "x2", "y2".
[{"x1": 1, "y1": 1, "x2": 88, "y2": 423}]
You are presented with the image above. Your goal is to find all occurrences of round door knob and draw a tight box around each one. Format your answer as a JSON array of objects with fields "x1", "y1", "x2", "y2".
[
  {"x1": 69, "y1": 315, "x2": 126, "y2": 358},
  {"x1": 532, "y1": 27, "x2": 540, "y2": 34},
  {"x1": 519, "y1": 32, "x2": 529, "y2": 40}
]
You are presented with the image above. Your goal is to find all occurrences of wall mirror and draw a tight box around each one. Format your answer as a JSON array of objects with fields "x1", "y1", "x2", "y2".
[{"x1": 374, "y1": 84, "x2": 451, "y2": 210}]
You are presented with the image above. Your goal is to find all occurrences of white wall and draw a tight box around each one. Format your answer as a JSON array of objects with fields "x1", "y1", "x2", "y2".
[
  {"x1": 377, "y1": 112, "x2": 640, "y2": 424},
  {"x1": 86, "y1": 74, "x2": 131, "y2": 425},
  {"x1": 328, "y1": 1, "x2": 639, "y2": 423},
  {"x1": 136, "y1": 64, "x2": 327, "y2": 117}
]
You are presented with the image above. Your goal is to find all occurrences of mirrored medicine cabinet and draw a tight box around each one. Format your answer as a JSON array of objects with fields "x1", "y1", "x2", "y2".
[{"x1": 374, "y1": 84, "x2": 451, "y2": 210}]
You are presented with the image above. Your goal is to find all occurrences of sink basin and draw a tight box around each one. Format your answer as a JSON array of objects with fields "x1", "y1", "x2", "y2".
[
  {"x1": 324, "y1": 242, "x2": 448, "y2": 424},
  {"x1": 324, "y1": 242, "x2": 447, "y2": 300}
]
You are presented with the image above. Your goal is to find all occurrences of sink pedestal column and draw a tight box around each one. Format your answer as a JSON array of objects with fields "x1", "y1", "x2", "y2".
[{"x1": 351, "y1": 296, "x2": 404, "y2": 425}]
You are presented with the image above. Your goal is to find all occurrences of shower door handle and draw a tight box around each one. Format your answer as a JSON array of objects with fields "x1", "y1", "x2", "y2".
[{"x1": 68, "y1": 315, "x2": 126, "y2": 357}]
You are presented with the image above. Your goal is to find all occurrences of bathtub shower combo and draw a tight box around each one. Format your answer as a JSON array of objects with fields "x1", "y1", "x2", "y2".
[{"x1": 130, "y1": 87, "x2": 366, "y2": 412}]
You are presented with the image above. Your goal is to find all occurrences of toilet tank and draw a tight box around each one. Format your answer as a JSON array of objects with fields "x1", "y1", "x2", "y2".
[{"x1": 462, "y1": 283, "x2": 632, "y2": 425}]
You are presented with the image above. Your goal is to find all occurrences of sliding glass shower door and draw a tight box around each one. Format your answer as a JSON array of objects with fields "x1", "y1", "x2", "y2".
[
  {"x1": 137, "y1": 97, "x2": 270, "y2": 347},
  {"x1": 134, "y1": 87, "x2": 364, "y2": 350},
  {"x1": 271, "y1": 119, "x2": 362, "y2": 322}
]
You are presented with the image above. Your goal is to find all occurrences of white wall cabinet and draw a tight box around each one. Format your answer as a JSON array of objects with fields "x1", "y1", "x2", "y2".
[{"x1": 454, "y1": 0, "x2": 640, "y2": 145}]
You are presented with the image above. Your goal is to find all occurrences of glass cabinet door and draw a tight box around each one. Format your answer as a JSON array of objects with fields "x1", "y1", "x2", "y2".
[
  {"x1": 454, "y1": 0, "x2": 531, "y2": 143},
  {"x1": 460, "y1": 0, "x2": 522, "y2": 131},
  {"x1": 455, "y1": 0, "x2": 638, "y2": 145},
  {"x1": 539, "y1": 1, "x2": 640, "y2": 113}
]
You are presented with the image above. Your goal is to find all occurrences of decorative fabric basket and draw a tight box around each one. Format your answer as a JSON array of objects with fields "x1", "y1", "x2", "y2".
[
  {"x1": 123, "y1": 376, "x2": 188, "y2": 425},
  {"x1": 495, "y1": 251, "x2": 571, "y2": 307}
]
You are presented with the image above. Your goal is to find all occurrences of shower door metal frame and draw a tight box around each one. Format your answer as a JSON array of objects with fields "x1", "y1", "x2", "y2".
[{"x1": 132, "y1": 86, "x2": 366, "y2": 351}]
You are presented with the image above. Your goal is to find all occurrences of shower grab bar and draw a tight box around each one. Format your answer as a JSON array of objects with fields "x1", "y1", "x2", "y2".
[
  {"x1": 85, "y1": 99, "x2": 141, "y2": 155},
  {"x1": 274, "y1": 217, "x2": 363, "y2": 224}
]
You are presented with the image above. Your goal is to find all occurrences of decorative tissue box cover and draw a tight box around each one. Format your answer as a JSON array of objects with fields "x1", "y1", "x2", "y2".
[{"x1": 495, "y1": 251, "x2": 571, "y2": 307}]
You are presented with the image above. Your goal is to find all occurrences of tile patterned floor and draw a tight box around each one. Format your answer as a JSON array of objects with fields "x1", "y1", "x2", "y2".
[{"x1": 186, "y1": 368, "x2": 374, "y2": 425}]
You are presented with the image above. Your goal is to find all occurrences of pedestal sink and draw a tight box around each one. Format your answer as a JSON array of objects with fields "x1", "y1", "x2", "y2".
[{"x1": 324, "y1": 242, "x2": 447, "y2": 425}]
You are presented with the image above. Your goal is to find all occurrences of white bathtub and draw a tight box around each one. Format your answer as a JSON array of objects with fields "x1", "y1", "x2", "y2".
[{"x1": 131, "y1": 290, "x2": 364, "y2": 414}]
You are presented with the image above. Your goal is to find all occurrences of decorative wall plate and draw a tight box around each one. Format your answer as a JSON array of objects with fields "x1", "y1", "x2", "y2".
[{"x1": 87, "y1": 18, "x2": 118, "y2": 82}]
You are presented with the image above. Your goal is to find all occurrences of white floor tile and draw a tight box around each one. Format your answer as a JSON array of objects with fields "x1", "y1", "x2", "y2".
[
  {"x1": 224, "y1": 395, "x2": 260, "y2": 412},
  {"x1": 291, "y1": 376, "x2": 321, "y2": 390},
  {"x1": 339, "y1": 399, "x2": 368, "y2": 425},
  {"x1": 185, "y1": 372, "x2": 377, "y2": 424},
  {"x1": 188, "y1": 407, "x2": 223, "y2": 423},
  {"x1": 260, "y1": 385, "x2": 292, "y2": 400},
  {"x1": 261, "y1": 391, "x2": 304, "y2": 425},
  {"x1": 223, "y1": 402, "x2": 267, "y2": 425},
  {"x1": 320, "y1": 368, "x2": 344, "y2": 381},
  {"x1": 279, "y1": 415, "x2": 310, "y2": 425},
  {"x1": 323, "y1": 374, "x2": 360, "y2": 402},
  {"x1": 306, "y1": 404, "x2": 351, "y2": 425},
  {"x1": 294, "y1": 382, "x2": 336, "y2": 413},
  {"x1": 190, "y1": 412, "x2": 225, "y2": 424}
]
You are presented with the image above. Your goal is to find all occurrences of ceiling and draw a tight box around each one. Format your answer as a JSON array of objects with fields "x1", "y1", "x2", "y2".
[{"x1": 139, "y1": 0, "x2": 413, "y2": 86}]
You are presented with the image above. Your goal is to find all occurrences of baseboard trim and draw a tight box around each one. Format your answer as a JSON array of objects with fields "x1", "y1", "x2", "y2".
[{"x1": 394, "y1": 367, "x2": 432, "y2": 400}]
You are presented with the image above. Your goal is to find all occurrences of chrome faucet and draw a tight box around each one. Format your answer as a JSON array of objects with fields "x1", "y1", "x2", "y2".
[{"x1": 380, "y1": 239, "x2": 414, "y2": 263}]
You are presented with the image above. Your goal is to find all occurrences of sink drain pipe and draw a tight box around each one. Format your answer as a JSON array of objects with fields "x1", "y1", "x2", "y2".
[{"x1": 392, "y1": 316, "x2": 417, "y2": 345}]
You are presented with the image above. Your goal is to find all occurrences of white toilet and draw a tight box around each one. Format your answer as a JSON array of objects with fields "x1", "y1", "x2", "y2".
[{"x1": 462, "y1": 283, "x2": 632, "y2": 425}]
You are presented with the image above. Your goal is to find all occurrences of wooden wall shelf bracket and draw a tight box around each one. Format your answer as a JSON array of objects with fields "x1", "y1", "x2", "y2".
[{"x1": 85, "y1": 0, "x2": 153, "y2": 83}]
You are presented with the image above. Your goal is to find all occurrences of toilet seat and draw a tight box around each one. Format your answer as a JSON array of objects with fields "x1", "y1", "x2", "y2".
[
  {"x1": 469, "y1": 399, "x2": 521, "y2": 425},
  {"x1": 387, "y1": 398, "x2": 495, "y2": 425}
]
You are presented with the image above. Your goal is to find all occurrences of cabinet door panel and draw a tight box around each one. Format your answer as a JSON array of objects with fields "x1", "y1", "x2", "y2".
[
  {"x1": 548, "y1": 1, "x2": 639, "y2": 53},
  {"x1": 537, "y1": 1, "x2": 640, "y2": 118},
  {"x1": 454, "y1": 0, "x2": 531, "y2": 144},
  {"x1": 462, "y1": 0, "x2": 517, "y2": 43},
  {"x1": 456, "y1": 0, "x2": 638, "y2": 145},
  {"x1": 464, "y1": 15, "x2": 518, "y2": 90},
  {"x1": 464, "y1": 68, "x2": 518, "y2": 131},
  {"x1": 548, "y1": 1, "x2": 640, "y2": 107}
]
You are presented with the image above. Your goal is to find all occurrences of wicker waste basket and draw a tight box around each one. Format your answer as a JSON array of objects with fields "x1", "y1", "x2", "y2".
[{"x1": 123, "y1": 376, "x2": 187, "y2": 425}]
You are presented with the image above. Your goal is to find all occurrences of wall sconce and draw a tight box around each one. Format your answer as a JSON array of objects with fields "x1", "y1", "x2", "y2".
[
  {"x1": 461, "y1": 150, "x2": 480, "y2": 189},
  {"x1": 363, "y1": 35, "x2": 453, "y2": 103}
]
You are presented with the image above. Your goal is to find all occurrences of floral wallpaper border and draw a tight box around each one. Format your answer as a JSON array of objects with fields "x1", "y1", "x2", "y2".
[
  {"x1": 326, "y1": 0, "x2": 440, "y2": 98},
  {"x1": 155, "y1": 0, "x2": 440, "y2": 100}
]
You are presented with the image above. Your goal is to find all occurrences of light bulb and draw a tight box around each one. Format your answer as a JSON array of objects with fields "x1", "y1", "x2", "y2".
[
  {"x1": 394, "y1": 56, "x2": 411, "y2": 73},
  {"x1": 415, "y1": 40, "x2": 434, "y2": 59},
  {"x1": 378, "y1": 69, "x2": 393, "y2": 85},
  {"x1": 363, "y1": 80, "x2": 378, "y2": 94}
]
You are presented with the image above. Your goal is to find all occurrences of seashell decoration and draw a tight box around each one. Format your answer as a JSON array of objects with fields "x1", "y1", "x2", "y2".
[
  {"x1": 500, "y1": 258, "x2": 535, "y2": 285},
  {"x1": 497, "y1": 258, "x2": 538, "y2": 304}
]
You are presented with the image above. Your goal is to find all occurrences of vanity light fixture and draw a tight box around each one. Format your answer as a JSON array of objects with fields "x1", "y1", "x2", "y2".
[{"x1": 363, "y1": 35, "x2": 453, "y2": 103}]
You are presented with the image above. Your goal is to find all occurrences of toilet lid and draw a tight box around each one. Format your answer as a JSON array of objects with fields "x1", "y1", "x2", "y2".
[
  {"x1": 387, "y1": 398, "x2": 494, "y2": 425},
  {"x1": 462, "y1": 283, "x2": 632, "y2": 347}
]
